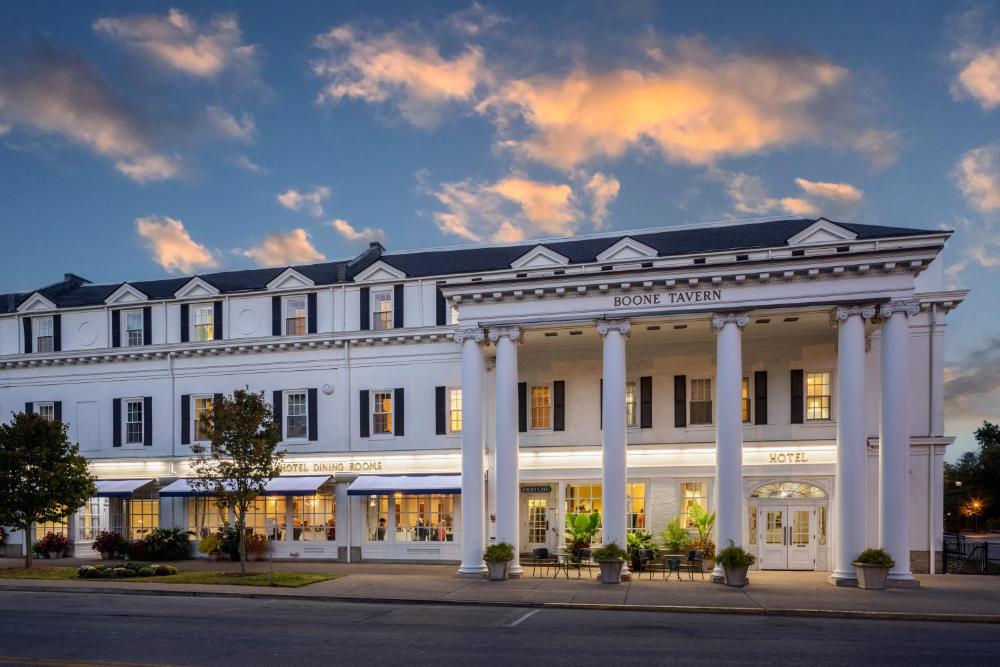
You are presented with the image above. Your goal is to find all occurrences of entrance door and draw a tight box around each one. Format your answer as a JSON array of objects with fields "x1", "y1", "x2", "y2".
[
  {"x1": 761, "y1": 507, "x2": 788, "y2": 569},
  {"x1": 521, "y1": 496, "x2": 551, "y2": 553},
  {"x1": 759, "y1": 505, "x2": 815, "y2": 570}
]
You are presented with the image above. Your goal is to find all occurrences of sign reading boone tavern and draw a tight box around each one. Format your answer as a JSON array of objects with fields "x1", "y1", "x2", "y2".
[{"x1": 612, "y1": 289, "x2": 724, "y2": 308}]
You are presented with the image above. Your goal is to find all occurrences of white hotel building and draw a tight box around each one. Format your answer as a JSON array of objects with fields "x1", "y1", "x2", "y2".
[{"x1": 0, "y1": 218, "x2": 966, "y2": 585}]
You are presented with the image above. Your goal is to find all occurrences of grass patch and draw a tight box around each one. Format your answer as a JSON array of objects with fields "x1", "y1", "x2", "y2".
[
  {"x1": 0, "y1": 566, "x2": 78, "y2": 580},
  {"x1": 122, "y1": 571, "x2": 340, "y2": 588}
]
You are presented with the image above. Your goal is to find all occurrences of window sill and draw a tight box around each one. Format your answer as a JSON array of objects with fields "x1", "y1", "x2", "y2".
[{"x1": 282, "y1": 438, "x2": 310, "y2": 446}]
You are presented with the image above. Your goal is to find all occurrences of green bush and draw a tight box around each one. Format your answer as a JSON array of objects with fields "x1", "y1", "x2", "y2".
[
  {"x1": 592, "y1": 542, "x2": 627, "y2": 561},
  {"x1": 854, "y1": 548, "x2": 894, "y2": 568},
  {"x1": 143, "y1": 527, "x2": 192, "y2": 561},
  {"x1": 659, "y1": 517, "x2": 691, "y2": 553},
  {"x1": 564, "y1": 512, "x2": 601, "y2": 555},
  {"x1": 77, "y1": 565, "x2": 100, "y2": 578},
  {"x1": 136, "y1": 567, "x2": 156, "y2": 577},
  {"x1": 110, "y1": 567, "x2": 132, "y2": 578},
  {"x1": 197, "y1": 533, "x2": 223, "y2": 555},
  {"x1": 483, "y1": 542, "x2": 515, "y2": 562},
  {"x1": 716, "y1": 540, "x2": 756, "y2": 568},
  {"x1": 91, "y1": 531, "x2": 128, "y2": 557},
  {"x1": 155, "y1": 564, "x2": 178, "y2": 576}
]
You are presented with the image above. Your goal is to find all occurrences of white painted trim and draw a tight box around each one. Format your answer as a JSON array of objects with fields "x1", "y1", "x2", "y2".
[
  {"x1": 786, "y1": 219, "x2": 858, "y2": 246},
  {"x1": 353, "y1": 260, "x2": 407, "y2": 283},
  {"x1": 510, "y1": 245, "x2": 570, "y2": 269},
  {"x1": 267, "y1": 268, "x2": 316, "y2": 291},
  {"x1": 596, "y1": 237, "x2": 658, "y2": 262},
  {"x1": 16, "y1": 293, "x2": 57, "y2": 313},
  {"x1": 104, "y1": 283, "x2": 149, "y2": 305},
  {"x1": 174, "y1": 277, "x2": 220, "y2": 299}
]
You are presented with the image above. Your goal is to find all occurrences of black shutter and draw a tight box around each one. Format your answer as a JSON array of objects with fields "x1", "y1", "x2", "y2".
[
  {"x1": 306, "y1": 388, "x2": 318, "y2": 441},
  {"x1": 112, "y1": 398, "x2": 122, "y2": 447},
  {"x1": 180, "y1": 395, "x2": 191, "y2": 445},
  {"x1": 393, "y1": 284, "x2": 404, "y2": 329},
  {"x1": 213, "y1": 393, "x2": 223, "y2": 413},
  {"x1": 359, "y1": 287, "x2": 370, "y2": 330},
  {"x1": 790, "y1": 369, "x2": 804, "y2": 424},
  {"x1": 142, "y1": 306, "x2": 152, "y2": 345},
  {"x1": 640, "y1": 376, "x2": 653, "y2": 429},
  {"x1": 54, "y1": 401, "x2": 62, "y2": 423},
  {"x1": 359, "y1": 390, "x2": 370, "y2": 438},
  {"x1": 394, "y1": 387, "x2": 405, "y2": 436},
  {"x1": 599, "y1": 379, "x2": 603, "y2": 429},
  {"x1": 213, "y1": 301, "x2": 223, "y2": 340},
  {"x1": 271, "y1": 296, "x2": 281, "y2": 336},
  {"x1": 180, "y1": 303, "x2": 190, "y2": 343},
  {"x1": 435, "y1": 386, "x2": 447, "y2": 435},
  {"x1": 674, "y1": 375, "x2": 687, "y2": 428},
  {"x1": 24, "y1": 402, "x2": 33, "y2": 415},
  {"x1": 307, "y1": 292, "x2": 318, "y2": 334},
  {"x1": 112, "y1": 311, "x2": 121, "y2": 348},
  {"x1": 754, "y1": 371, "x2": 768, "y2": 425},
  {"x1": 273, "y1": 390, "x2": 283, "y2": 440},
  {"x1": 143, "y1": 396, "x2": 153, "y2": 446},
  {"x1": 553, "y1": 380, "x2": 565, "y2": 431},
  {"x1": 518, "y1": 382, "x2": 527, "y2": 433},
  {"x1": 436, "y1": 289, "x2": 447, "y2": 326},
  {"x1": 52, "y1": 314, "x2": 61, "y2": 352},
  {"x1": 23, "y1": 318, "x2": 32, "y2": 354}
]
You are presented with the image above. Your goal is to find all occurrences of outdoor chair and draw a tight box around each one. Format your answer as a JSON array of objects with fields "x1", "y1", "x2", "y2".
[
  {"x1": 678, "y1": 550, "x2": 705, "y2": 580},
  {"x1": 646, "y1": 553, "x2": 682, "y2": 580},
  {"x1": 530, "y1": 547, "x2": 558, "y2": 577},
  {"x1": 637, "y1": 548, "x2": 656, "y2": 573},
  {"x1": 575, "y1": 548, "x2": 595, "y2": 578}
]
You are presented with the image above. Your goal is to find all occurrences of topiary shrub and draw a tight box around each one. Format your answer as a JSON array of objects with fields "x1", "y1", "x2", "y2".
[
  {"x1": 155, "y1": 565, "x2": 178, "y2": 576},
  {"x1": 77, "y1": 565, "x2": 100, "y2": 578},
  {"x1": 854, "y1": 548, "x2": 894, "y2": 568},
  {"x1": 110, "y1": 567, "x2": 132, "y2": 578},
  {"x1": 483, "y1": 542, "x2": 515, "y2": 563},
  {"x1": 136, "y1": 567, "x2": 156, "y2": 577},
  {"x1": 143, "y1": 528, "x2": 193, "y2": 561}
]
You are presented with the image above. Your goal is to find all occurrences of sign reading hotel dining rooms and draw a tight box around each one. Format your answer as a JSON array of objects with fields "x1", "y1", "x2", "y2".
[
  {"x1": 281, "y1": 460, "x2": 384, "y2": 474},
  {"x1": 612, "y1": 289, "x2": 724, "y2": 308}
]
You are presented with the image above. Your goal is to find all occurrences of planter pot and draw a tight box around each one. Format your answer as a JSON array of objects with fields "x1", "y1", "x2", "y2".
[
  {"x1": 597, "y1": 560, "x2": 625, "y2": 584},
  {"x1": 485, "y1": 560, "x2": 509, "y2": 581},
  {"x1": 854, "y1": 563, "x2": 891, "y2": 590},
  {"x1": 723, "y1": 564, "x2": 750, "y2": 587},
  {"x1": 47, "y1": 551, "x2": 61, "y2": 560}
]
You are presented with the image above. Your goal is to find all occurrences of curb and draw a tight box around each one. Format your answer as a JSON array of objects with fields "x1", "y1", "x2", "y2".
[{"x1": 2, "y1": 583, "x2": 999, "y2": 624}]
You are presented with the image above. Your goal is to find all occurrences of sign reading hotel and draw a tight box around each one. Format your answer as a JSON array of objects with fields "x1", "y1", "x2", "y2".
[{"x1": 613, "y1": 289, "x2": 723, "y2": 308}]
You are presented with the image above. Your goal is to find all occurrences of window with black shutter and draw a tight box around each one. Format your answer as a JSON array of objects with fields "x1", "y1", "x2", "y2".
[
  {"x1": 181, "y1": 395, "x2": 191, "y2": 445},
  {"x1": 113, "y1": 398, "x2": 122, "y2": 447},
  {"x1": 553, "y1": 380, "x2": 565, "y2": 431},
  {"x1": 112, "y1": 312, "x2": 121, "y2": 348},
  {"x1": 436, "y1": 289, "x2": 447, "y2": 326},
  {"x1": 674, "y1": 375, "x2": 687, "y2": 427},
  {"x1": 435, "y1": 386, "x2": 447, "y2": 435},
  {"x1": 307, "y1": 388, "x2": 318, "y2": 441},
  {"x1": 359, "y1": 287, "x2": 371, "y2": 330},
  {"x1": 307, "y1": 293, "x2": 318, "y2": 334},
  {"x1": 180, "y1": 303, "x2": 190, "y2": 343},
  {"x1": 394, "y1": 387, "x2": 405, "y2": 436},
  {"x1": 393, "y1": 284, "x2": 404, "y2": 329},
  {"x1": 143, "y1": 306, "x2": 153, "y2": 345},
  {"x1": 271, "y1": 296, "x2": 281, "y2": 336},
  {"x1": 143, "y1": 396, "x2": 153, "y2": 446},
  {"x1": 640, "y1": 376, "x2": 653, "y2": 429},
  {"x1": 22, "y1": 318, "x2": 32, "y2": 354},
  {"x1": 213, "y1": 301, "x2": 223, "y2": 340},
  {"x1": 359, "y1": 389, "x2": 370, "y2": 437},
  {"x1": 52, "y1": 314, "x2": 61, "y2": 352},
  {"x1": 272, "y1": 390, "x2": 283, "y2": 439},
  {"x1": 790, "y1": 369, "x2": 804, "y2": 424},
  {"x1": 517, "y1": 382, "x2": 527, "y2": 433},
  {"x1": 754, "y1": 371, "x2": 768, "y2": 425}
]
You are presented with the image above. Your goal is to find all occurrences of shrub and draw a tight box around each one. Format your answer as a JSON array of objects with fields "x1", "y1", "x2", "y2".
[
  {"x1": 592, "y1": 542, "x2": 627, "y2": 561},
  {"x1": 659, "y1": 517, "x2": 691, "y2": 553},
  {"x1": 37, "y1": 532, "x2": 68, "y2": 554},
  {"x1": 126, "y1": 561, "x2": 152, "y2": 570},
  {"x1": 716, "y1": 540, "x2": 756, "y2": 568},
  {"x1": 77, "y1": 565, "x2": 100, "y2": 578},
  {"x1": 128, "y1": 539, "x2": 148, "y2": 561},
  {"x1": 110, "y1": 567, "x2": 132, "y2": 578},
  {"x1": 155, "y1": 564, "x2": 178, "y2": 576},
  {"x1": 219, "y1": 523, "x2": 242, "y2": 558},
  {"x1": 247, "y1": 533, "x2": 268, "y2": 555},
  {"x1": 198, "y1": 533, "x2": 223, "y2": 555},
  {"x1": 483, "y1": 542, "x2": 515, "y2": 563},
  {"x1": 136, "y1": 567, "x2": 156, "y2": 577},
  {"x1": 91, "y1": 531, "x2": 128, "y2": 557},
  {"x1": 143, "y1": 527, "x2": 192, "y2": 561},
  {"x1": 854, "y1": 548, "x2": 895, "y2": 568},
  {"x1": 564, "y1": 512, "x2": 602, "y2": 556}
]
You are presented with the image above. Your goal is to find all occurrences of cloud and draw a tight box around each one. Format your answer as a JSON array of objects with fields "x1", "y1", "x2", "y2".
[
  {"x1": 954, "y1": 46, "x2": 1000, "y2": 110},
  {"x1": 312, "y1": 23, "x2": 488, "y2": 127},
  {"x1": 490, "y1": 176, "x2": 577, "y2": 230},
  {"x1": 718, "y1": 171, "x2": 862, "y2": 217},
  {"x1": 233, "y1": 154, "x2": 266, "y2": 174},
  {"x1": 93, "y1": 8, "x2": 258, "y2": 81},
  {"x1": 948, "y1": 7, "x2": 1000, "y2": 110},
  {"x1": 327, "y1": 218, "x2": 385, "y2": 242},
  {"x1": 945, "y1": 337, "x2": 1000, "y2": 420},
  {"x1": 584, "y1": 172, "x2": 621, "y2": 227},
  {"x1": 851, "y1": 129, "x2": 900, "y2": 169},
  {"x1": 0, "y1": 42, "x2": 178, "y2": 182},
  {"x1": 955, "y1": 143, "x2": 1000, "y2": 212},
  {"x1": 277, "y1": 186, "x2": 330, "y2": 217},
  {"x1": 793, "y1": 178, "x2": 864, "y2": 205},
  {"x1": 205, "y1": 106, "x2": 255, "y2": 142},
  {"x1": 240, "y1": 229, "x2": 326, "y2": 266},
  {"x1": 135, "y1": 216, "x2": 217, "y2": 273}
]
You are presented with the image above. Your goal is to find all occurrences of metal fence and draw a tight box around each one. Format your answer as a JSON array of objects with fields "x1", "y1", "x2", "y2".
[{"x1": 943, "y1": 534, "x2": 997, "y2": 575}]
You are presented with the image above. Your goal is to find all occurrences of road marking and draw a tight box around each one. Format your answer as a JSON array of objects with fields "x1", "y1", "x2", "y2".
[{"x1": 504, "y1": 608, "x2": 541, "y2": 628}]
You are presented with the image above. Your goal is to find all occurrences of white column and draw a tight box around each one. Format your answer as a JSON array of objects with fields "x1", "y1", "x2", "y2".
[
  {"x1": 710, "y1": 313, "x2": 749, "y2": 583},
  {"x1": 489, "y1": 326, "x2": 522, "y2": 577},
  {"x1": 456, "y1": 328, "x2": 487, "y2": 576},
  {"x1": 598, "y1": 319, "x2": 630, "y2": 557},
  {"x1": 829, "y1": 305, "x2": 875, "y2": 585},
  {"x1": 879, "y1": 301, "x2": 919, "y2": 586}
]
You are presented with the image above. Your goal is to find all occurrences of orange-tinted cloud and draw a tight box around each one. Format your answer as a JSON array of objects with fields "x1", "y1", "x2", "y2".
[
  {"x1": 327, "y1": 218, "x2": 385, "y2": 243},
  {"x1": 241, "y1": 229, "x2": 325, "y2": 266},
  {"x1": 136, "y1": 216, "x2": 217, "y2": 273},
  {"x1": 955, "y1": 143, "x2": 1000, "y2": 212}
]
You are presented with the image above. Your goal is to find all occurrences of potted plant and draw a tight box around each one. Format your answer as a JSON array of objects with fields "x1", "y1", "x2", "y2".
[
  {"x1": 564, "y1": 512, "x2": 601, "y2": 561},
  {"x1": 38, "y1": 532, "x2": 68, "y2": 559},
  {"x1": 688, "y1": 504, "x2": 717, "y2": 570},
  {"x1": 143, "y1": 527, "x2": 193, "y2": 561},
  {"x1": 853, "y1": 548, "x2": 895, "y2": 590},
  {"x1": 626, "y1": 530, "x2": 658, "y2": 572},
  {"x1": 198, "y1": 533, "x2": 223, "y2": 562},
  {"x1": 219, "y1": 523, "x2": 243, "y2": 562},
  {"x1": 91, "y1": 531, "x2": 127, "y2": 560},
  {"x1": 483, "y1": 542, "x2": 515, "y2": 580},
  {"x1": 659, "y1": 517, "x2": 691, "y2": 554},
  {"x1": 592, "y1": 542, "x2": 627, "y2": 584},
  {"x1": 247, "y1": 533, "x2": 269, "y2": 561},
  {"x1": 716, "y1": 540, "x2": 756, "y2": 587}
]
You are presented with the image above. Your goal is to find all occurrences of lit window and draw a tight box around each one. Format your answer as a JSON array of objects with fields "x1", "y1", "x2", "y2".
[
  {"x1": 372, "y1": 391, "x2": 393, "y2": 435},
  {"x1": 36, "y1": 403, "x2": 55, "y2": 422},
  {"x1": 292, "y1": 494, "x2": 336, "y2": 542},
  {"x1": 79, "y1": 498, "x2": 104, "y2": 541},
  {"x1": 34, "y1": 518, "x2": 68, "y2": 541},
  {"x1": 742, "y1": 377, "x2": 752, "y2": 423},
  {"x1": 285, "y1": 297, "x2": 306, "y2": 335},
  {"x1": 448, "y1": 388, "x2": 462, "y2": 433},
  {"x1": 806, "y1": 372, "x2": 831, "y2": 420},
  {"x1": 193, "y1": 397, "x2": 213, "y2": 441},
  {"x1": 372, "y1": 290, "x2": 393, "y2": 330},
  {"x1": 125, "y1": 310, "x2": 144, "y2": 346},
  {"x1": 286, "y1": 392, "x2": 307, "y2": 439},
  {"x1": 126, "y1": 497, "x2": 159, "y2": 539},
  {"x1": 244, "y1": 496, "x2": 286, "y2": 540},
  {"x1": 565, "y1": 482, "x2": 603, "y2": 543},
  {"x1": 394, "y1": 494, "x2": 455, "y2": 542},
  {"x1": 125, "y1": 399, "x2": 144, "y2": 445},
  {"x1": 626, "y1": 482, "x2": 646, "y2": 533},
  {"x1": 680, "y1": 481, "x2": 708, "y2": 529},
  {"x1": 187, "y1": 497, "x2": 229, "y2": 539},
  {"x1": 625, "y1": 381, "x2": 637, "y2": 428},
  {"x1": 35, "y1": 317, "x2": 54, "y2": 353},
  {"x1": 193, "y1": 304, "x2": 214, "y2": 342},
  {"x1": 818, "y1": 506, "x2": 827, "y2": 546},
  {"x1": 689, "y1": 378, "x2": 713, "y2": 425},
  {"x1": 530, "y1": 385, "x2": 551, "y2": 429},
  {"x1": 366, "y1": 495, "x2": 390, "y2": 541}
]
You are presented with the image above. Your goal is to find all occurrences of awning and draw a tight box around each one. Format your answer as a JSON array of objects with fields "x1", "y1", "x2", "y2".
[
  {"x1": 158, "y1": 476, "x2": 332, "y2": 498},
  {"x1": 94, "y1": 479, "x2": 156, "y2": 498},
  {"x1": 347, "y1": 474, "x2": 462, "y2": 496}
]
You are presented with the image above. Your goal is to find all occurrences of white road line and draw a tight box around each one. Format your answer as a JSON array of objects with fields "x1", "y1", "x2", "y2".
[{"x1": 504, "y1": 608, "x2": 542, "y2": 628}]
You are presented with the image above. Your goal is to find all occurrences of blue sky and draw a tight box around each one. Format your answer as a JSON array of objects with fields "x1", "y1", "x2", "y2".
[{"x1": 1, "y1": 1, "x2": 998, "y2": 457}]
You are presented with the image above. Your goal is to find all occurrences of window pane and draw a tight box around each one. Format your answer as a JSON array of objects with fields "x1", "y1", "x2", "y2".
[
  {"x1": 805, "y1": 372, "x2": 831, "y2": 420},
  {"x1": 36, "y1": 318, "x2": 54, "y2": 353},
  {"x1": 531, "y1": 386, "x2": 551, "y2": 429},
  {"x1": 127, "y1": 497, "x2": 159, "y2": 540},
  {"x1": 126, "y1": 400, "x2": 143, "y2": 444},
  {"x1": 194, "y1": 397, "x2": 213, "y2": 441},
  {"x1": 680, "y1": 481, "x2": 707, "y2": 528},
  {"x1": 395, "y1": 494, "x2": 454, "y2": 542},
  {"x1": 126, "y1": 311, "x2": 144, "y2": 346},
  {"x1": 565, "y1": 482, "x2": 603, "y2": 543},
  {"x1": 285, "y1": 298, "x2": 306, "y2": 335},
  {"x1": 373, "y1": 391, "x2": 393, "y2": 434},
  {"x1": 286, "y1": 392, "x2": 307, "y2": 438},
  {"x1": 625, "y1": 382, "x2": 637, "y2": 427},
  {"x1": 187, "y1": 498, "x2": 229, "y2": 539},
  {"x1": 373, "y1": 291, "x2": 393, "y2": 330},
  {"x1": 193, "y1": 305, "x2": 214, "y2": 342},
  {"x1": 366, "y1": 495, "x2": 390, "y2": 540},
  {"x1": 626, "y1": 482, "x2": 645, "y2": 532},
  {"x1": 292, "y1": 494, "x2": 336, "y2": 541},
  {"x1": 244, "y1": 496, "x2": 286, "y2": 539},
  {"x1": 37, "y1": 404, "x2": 55, "y2": 422},
  {"x1": 690, "y1": 378, "x2": 712, "y2": 425},
  {"x1": 742, "y1": 377, "x2": 751, "y2": 422},
  {"x1": 449, "y1": 388, "x2": 462, "y2": 433}
]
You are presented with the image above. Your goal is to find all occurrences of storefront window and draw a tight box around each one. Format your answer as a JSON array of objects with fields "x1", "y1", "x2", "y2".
[
  {"x1": 395, "y1": 494, "x2": 455, "y2": 542},
  {"x1": 292, "y1": 494, "x2": 336, "y2": 541},
  {"x1": 366, "y1": 495, "x2": 390, "y2": 541},
  {"x1": 187, "y1": 497, "x2": 229, "y2": 539},
  {"x1": 79, "y1": 498, "x2": 104, "y2": 541},
  {"x1": 126, "y1": 498, "x2": 159, "y2": 539},
  {"x1": 34, "y1": 518, "x2": 68, "y2": 540},
  {"x1": 680, "y1": 481, "x2": 708, "y2": 528},
  {"x1": 245, "y1": 497, "x2": 287, "y2": 540},
  {"x1": 566, "y1": 482, "x2": 603, "y2": 543},
  {"x1": 626, "y1": 482, "x2": 646, "y2": 532}
]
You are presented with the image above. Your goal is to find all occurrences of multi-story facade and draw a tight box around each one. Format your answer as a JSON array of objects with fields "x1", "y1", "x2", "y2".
[{"x1": 0, "y1": 218, "x2": 965, "y2": 586}]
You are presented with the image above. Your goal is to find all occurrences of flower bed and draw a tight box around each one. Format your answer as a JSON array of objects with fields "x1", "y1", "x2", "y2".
[{"x1": 77, "y1": 562, "x2": 179, "y2": 579}]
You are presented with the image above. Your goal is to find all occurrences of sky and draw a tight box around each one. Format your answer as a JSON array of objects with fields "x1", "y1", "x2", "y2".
[{"x1": 0, "y1": 0, "x2": 998, "y2": 458}]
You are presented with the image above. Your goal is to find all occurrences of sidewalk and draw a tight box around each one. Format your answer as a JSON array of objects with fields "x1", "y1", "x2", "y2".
[{"x1": 3, "y1": 557, "x2": 999, "y2": 623}]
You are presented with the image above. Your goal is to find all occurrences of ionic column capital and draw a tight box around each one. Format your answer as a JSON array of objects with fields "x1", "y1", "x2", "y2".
[
  {"x1": 453, "y1": 327, "x2": 485, "y2": 344},
  {"x1": 487, "y1": 326, "x2": 522, "y2": 343},
  {"x1": 878, "y1": 300, "x2": 920, "y2": 319},
  {"x1": 830, "y1": 305, "x2": 877, "y2": 326},
  {"x1": 596, "y1": 319, "x2": 631, "y2": 337},
  {"x1": 710, "y1": 312, "x2": 750, "y2": 331}
]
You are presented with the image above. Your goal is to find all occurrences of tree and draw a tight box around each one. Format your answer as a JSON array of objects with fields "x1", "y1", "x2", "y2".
[
  {"x1": 0, "y1": 412, "x2": 96, "y2": 568},
  {"x1": 944, "y1": 421, "x2": 1000, "y2": 532},
  {"x1": 189, "y1": 389, "x2": 283, "y2": 575}
]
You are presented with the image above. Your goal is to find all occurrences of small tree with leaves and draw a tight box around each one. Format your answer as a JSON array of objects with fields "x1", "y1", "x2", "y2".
[
  {"x1": 189, "y1": 389, "x2": 283, "y2": 575},
  {"x1": 0, "y1": 412, "x2": 96, "y2": 569}
]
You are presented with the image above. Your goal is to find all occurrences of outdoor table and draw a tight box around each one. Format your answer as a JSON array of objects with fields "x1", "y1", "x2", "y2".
[{"x1": 552, "y1": 553, "x2": 581, "y2": 579}]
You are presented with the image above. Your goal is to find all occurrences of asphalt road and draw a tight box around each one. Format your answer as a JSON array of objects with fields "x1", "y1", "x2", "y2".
[{"x1": 0, "y1": 592, "x2": 997, "y2": 666}]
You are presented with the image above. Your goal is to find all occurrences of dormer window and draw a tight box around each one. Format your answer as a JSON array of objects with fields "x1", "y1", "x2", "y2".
[
  {"x1": 285, "y1": 296, "x2": 306, "y2": 335},
  {"x1": 372, "y1": 289, "x2": 393, "y2": 330},
  {"x1": 124, "y1": 309, "x2": 144, "y2": 347},
  {"x1": 35, "y1": 317, "x2": 54, "y2": 353},
  {"x1": 192, "y1": 304, "x2": 214, "y2": 342}
]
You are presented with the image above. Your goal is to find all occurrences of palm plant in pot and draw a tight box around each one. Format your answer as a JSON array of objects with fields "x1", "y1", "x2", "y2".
[
  {"x1": 853, "y1": 548, "x2": 894, "y2": 590},
  {"x1": 483, "y1": 542, "x2": 515, "y2": 581},
  {"x1": 688, "y1": 504, "x2": 717, "y2": 569},
  {"x1": 716, "y1": 540, "x2": 756, "y2": 587},
  {"x1": 626, "y1": 530, "x2": 658, "y2": 572},
  {"x1": 564, "y1": 512, "x2": 601, "y2": 561},
  {"x1": 592, "y1": 542, "x2": 627, "y2": 584},
  {"x1": 658, "y1": 517, "x2": 691, "y2": 554}
]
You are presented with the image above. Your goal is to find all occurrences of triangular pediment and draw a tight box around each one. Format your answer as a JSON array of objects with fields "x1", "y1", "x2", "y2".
[
  {"x1": 353, "y1": 260, "x2": 406, "y2": 283},
  {"x1": 510, "y1": 245, "x2": 570, "y2": 269},
  {"x1": 105, "y1": 283, "x2": 148, "y2": 305},
  {"x1": 596, "y1": 237, "x2": 658, "y2": 262},
  {"x1": 174, "y1": 277, "x2": 220, "y2": 299},
  {"x1": 17, "y1": 292, "x2": 56, "y2": 313},
  {"x1": 786, "y1": 219, "x2": 858, "y2": 246},
  {"x1": 266, "y1": 268, "x2": 316, "y2": 291}
]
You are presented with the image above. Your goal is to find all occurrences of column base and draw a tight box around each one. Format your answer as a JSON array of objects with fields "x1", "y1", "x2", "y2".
[
  {"x1": 508, "y1": 564, "x2": 523, "y2": 579},
  {"x1": 886, "y1": 574, "x2": 920, "y2": 589},
  {"x1": 456, "y1": 565, "x2": 487, "y2": 577},
  {"x1": 827, "y1": 572, "x2": 859, "y2": 587},
  {"x1": 711, "y1": 565, "x2": 725, "y2": 584}
]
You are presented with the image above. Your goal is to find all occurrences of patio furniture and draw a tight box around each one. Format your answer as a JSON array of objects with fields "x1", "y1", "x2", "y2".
[
  {"x1": 575, "y1": 548, "x2": 596, "y2": 579},
  {"x1": 646, "y1": 554, "x2": 682, "y2": 580},
  {"x1": 636, "y1": 548, "x2": 656, "y2": 573},
  {"x1": 530, "y1": 547, "x2": 558, "y2": 577},
  {"x1": 552, "y1": 552, "x2": 581, "y2": 579},
  {"x1": 677, "y1": 550, "x2": 706, "y2": 580}
]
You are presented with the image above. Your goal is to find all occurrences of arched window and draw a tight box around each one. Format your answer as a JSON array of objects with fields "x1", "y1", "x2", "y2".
[{"x1": 750, "y1": 481, "x2": 826, "y2": 499}]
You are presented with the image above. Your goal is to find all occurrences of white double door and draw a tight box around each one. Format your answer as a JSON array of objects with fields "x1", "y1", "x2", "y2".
[
  {"x1": 520, "y1": 494, "x2": 557, "y2": 553},
  {"x1": 760, "y1": 504, "x2": 816, "y2": 570}
]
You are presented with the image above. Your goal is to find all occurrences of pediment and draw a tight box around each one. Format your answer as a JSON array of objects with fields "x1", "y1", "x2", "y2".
[
  {"x1": 174, "y1": 277, "x2": 220, "y2": 299},
  {"x1": 105, "y1": 283, "x2": 148, "y2": 305},
  {"x1": 353, "y1": 260, "x2": 406, "y2": 283},
  {"x1": 510, "y1": 245, "x2": 570, "y2": 269},
  {"x1": 266, "y1": 268, "x2": 316, "y2": 291},
  {"x1": 596, "y1": 237, "x2": 658, "y2": 262},
  {"x1": 786, "y1": 219, "x2": 858, "y2": 246},
  {"x1": 17, "y1": 292, "x2": 56, "y2": 313}
]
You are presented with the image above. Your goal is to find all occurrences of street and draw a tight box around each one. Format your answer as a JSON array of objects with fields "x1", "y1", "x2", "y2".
[{"x1": 0, "y1": 592, "x2": 997, "y2": 666}]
